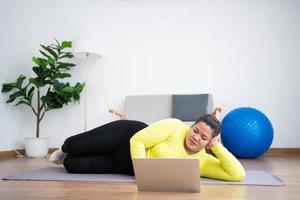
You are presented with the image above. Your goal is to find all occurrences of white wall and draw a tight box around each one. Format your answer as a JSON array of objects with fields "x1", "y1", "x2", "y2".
[{"x1": 0, "y1": 0, "x2": 299, "y2": 150}]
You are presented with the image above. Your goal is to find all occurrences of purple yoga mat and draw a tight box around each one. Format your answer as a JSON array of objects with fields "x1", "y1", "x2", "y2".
[{"x1": 2, "y1": 167, "x2": 284, "y2": 186}]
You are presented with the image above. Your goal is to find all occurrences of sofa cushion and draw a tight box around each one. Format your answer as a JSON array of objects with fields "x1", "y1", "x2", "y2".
[
  {"x1": 172, "y1": 94, "x2": 212, "y2": 121},
  {"x1": 124, "y1": 95, "x2": 172, "y2": 124}
]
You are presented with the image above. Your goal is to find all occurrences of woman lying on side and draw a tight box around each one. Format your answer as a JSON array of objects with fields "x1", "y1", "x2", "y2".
[{"x1": 50, "y1": 108, "x2": 245, "y2": 181}]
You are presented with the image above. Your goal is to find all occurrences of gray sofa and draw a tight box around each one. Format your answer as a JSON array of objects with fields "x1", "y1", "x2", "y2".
[{"x1": 124, "y1": 94, "x2": 214, "y2": 126}]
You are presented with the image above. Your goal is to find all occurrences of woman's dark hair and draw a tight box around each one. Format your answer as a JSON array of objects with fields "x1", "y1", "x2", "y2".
[{"x1": 192, "y1": 114, "x2": 221, "y2": 137}]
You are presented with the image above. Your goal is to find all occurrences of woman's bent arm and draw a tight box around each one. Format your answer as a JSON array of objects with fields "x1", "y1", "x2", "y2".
[
  {"x1": 201, "y1": 143, "x2": 246, "y2": 181},
  {"x1": 130, "y1": 118, "x2": 180, "y2": 158}
]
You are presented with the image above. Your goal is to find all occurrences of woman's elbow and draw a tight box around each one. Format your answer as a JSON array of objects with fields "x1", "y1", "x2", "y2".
[
  {"x1": 230, "y1": 169, "x2": 246, "y2": 181},
  {"x1": 129, "y1": 137, "x2": 134, "y2": 144},
  {"x1": 129, "y1": 137, "x2": 136, "y2": 150},
  {"x1": 130, "y1": 135, "x2": 138, "y2": 145}
]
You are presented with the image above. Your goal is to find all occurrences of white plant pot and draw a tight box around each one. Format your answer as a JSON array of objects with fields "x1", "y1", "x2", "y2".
[{"x1": 25, "y1": 137, "x2": 49, "y2": 158}]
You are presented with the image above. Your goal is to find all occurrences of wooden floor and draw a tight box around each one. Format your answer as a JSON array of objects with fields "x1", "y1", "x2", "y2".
[{"x1": 0, "y1": 156, "x2": 299, "y2": 200}]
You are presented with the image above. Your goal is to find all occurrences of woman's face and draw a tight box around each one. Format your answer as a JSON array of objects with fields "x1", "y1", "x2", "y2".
[{"x1": 185, "y1": 121, "x2": 214, "y2": 154}]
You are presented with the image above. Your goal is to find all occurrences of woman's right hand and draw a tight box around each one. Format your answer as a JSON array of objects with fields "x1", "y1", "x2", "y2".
[{"x1": 206, "y1": 134, "x2": 221, "y2": 149}]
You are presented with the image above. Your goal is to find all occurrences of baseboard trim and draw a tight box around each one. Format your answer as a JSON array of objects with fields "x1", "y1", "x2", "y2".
[
  {"x1": 1, "y1": 148, "x2": 299, "y2": 160},
  {"x1": 0, "y1": 149, "x2": 24, "y2": 160},
  {"x1": 264, "y1": 148, "x2": 300, "y2": 156},
  {"x1": 0, "y1": 148, "x2": 58, "y2": 160}
]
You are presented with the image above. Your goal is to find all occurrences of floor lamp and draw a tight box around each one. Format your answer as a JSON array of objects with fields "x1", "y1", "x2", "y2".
[{"x1": 74, "y1": 51, "x2": 102, "y2": 132}]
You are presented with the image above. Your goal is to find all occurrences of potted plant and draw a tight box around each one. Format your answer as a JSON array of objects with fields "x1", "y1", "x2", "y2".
[{"x1": 2, "y1": 38, "x2": 85, "y2": 158}]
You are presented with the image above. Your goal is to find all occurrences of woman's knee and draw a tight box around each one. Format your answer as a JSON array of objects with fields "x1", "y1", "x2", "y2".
[
  {"x1": 62, "y1": 136, "x2": 76, "y2": 153},
  {"x1": 62, "y1": 133, "x2": 90, "y2": 154},
  {"x1": 63, "y1": 155, "x2": 90, "y2": 173},
  {"x1": 120, "y1": 120, "x2": 148, "y2": 131}
]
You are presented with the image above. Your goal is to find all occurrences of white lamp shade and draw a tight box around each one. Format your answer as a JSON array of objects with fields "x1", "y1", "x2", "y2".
[{"x1": 73, "y1": 27, "x2": 102, "y2": 60}]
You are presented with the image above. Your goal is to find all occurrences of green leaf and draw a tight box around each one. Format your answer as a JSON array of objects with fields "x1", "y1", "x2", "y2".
[
  {"x1": 41, "y1": 45, "x2": 58, "y2": 60},
  {"x1": 27, "y1": 86, "x2": 34, "y2": 96},
  {"x1": 53, "y1": 94, "x2": 64, "y2": 105},
  {"x1": 61, "y1": 41, "x2": 72, "y2": 49},
  {"x1": 75, "y1": 82, "x2": 85, "y2": 93},
  {"x1": 45, "y1": 58, "x2": 55, "y2": 66},
  {"x1": 52, "y1": 80, "x2": 65, "y2": 90},
  {"x1": 16, "y1": 75, "x2": 26, "y2": 88},
  {"x1": 2, "y1": 83, "x2": 15, "y2": 92},
  {"x1": 62, "y1": 86, "x2": 75, "y2": 93},
  {"x1": 33, "y1": 66, "x2": 52, "y2": 81},
  {"x1": 42, "y1": 92, "x2": 63, "y2": 109},
  {"x1": 32, "y1": 66, "x2": 43, "y2": 77},
  {"x1": 47, "y1": 68, "x2": 58, "y2": 74},
  {"x1": 27, "y1": 86, "x2": 34, "y2": 103},
  {"x1": 73, "y1": 93, "x2": 80, "y2": 101},
  {"x1": 7, "y1": 91, "x2": 22, "y2": 103},
  {"x1": 56, "y1": 73, "x2": 71, "y2": 79},
  {"x1": 29, "y1": 77, "x2": 45, "y2": 88},
  {"x1": 58, "y1": 53, "x2": 74, "y2": 59},
  {"x1": 57, "y1": 62, "x2": 76, "y2": 69},
  {"x1": 20, "y1": 87, "x2": 27, "y2": 97},
  {"x1": 32, "y1": 57, "x2": 43, "y2": 66},
  {"x1": 39, "y1": 50, "x2": 51, "y2": 59}
]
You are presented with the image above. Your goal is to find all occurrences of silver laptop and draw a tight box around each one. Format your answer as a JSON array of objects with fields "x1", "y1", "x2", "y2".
[{"x1": 132, "y1": 158, "x2": 200, "y2": 193}]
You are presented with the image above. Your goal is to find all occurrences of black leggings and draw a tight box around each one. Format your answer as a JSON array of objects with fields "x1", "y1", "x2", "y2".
[{"x1": 61, "y1": 120, "x2": 148, "y2": 175}]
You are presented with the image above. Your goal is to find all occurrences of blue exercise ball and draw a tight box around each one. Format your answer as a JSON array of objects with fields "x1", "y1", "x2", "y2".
[{"x1": 221, "y1": 107, "x2": 274, "y2": 158}]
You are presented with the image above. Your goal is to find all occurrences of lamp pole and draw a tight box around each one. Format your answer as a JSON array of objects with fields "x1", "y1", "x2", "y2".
[
  {"x1": 84, "y1": 56, "x2": 88, "y2": 132},
  {"x1": 74, "y1": 52, "x2": 102, "y2": 132}
]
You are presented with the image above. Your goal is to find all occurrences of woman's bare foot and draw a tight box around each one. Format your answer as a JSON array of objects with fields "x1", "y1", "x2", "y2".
[
  {"x1": 108, "y1": 108, "x2": 125, "y2": 119},
  {"x1": 212, "y1": 107, "x2": 222, "y2": 121},
  {"x1": 49, "y1": 148, "x2": 67, "y2": 165}
]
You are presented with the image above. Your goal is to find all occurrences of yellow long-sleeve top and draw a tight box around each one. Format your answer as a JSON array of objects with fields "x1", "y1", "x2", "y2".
[{"x1": 130, "y1": 118, "x2": 246, "y2": 181}]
